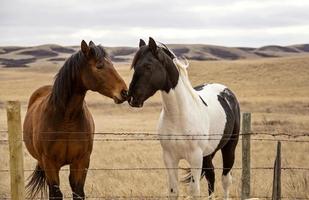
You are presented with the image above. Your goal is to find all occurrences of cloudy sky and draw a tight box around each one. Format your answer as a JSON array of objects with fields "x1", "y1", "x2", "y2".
[{"x1": 1, "y1": 0, "x2": 309, "y2": 47}]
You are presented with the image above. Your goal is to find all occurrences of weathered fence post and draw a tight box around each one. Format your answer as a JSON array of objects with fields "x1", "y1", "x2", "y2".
[
  {"x1": 241, "y1": 112, "x2": 251, "y2": 200},
  {"x1": 7, "y1": 101, "x2": 25, "y2": 200},
  {"x1": 272, "y1": 141, "x2": 281, "y2": 200}
]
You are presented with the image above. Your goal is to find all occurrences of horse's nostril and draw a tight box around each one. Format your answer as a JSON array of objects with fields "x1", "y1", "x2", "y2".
[{"x1": 121, "y1": 89, "x2": 128, "y2": 98}]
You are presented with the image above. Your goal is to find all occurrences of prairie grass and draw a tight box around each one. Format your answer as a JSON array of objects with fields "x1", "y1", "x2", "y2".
[{"x1": 0, "y1": 55, "x2": 308, "y2": 199}]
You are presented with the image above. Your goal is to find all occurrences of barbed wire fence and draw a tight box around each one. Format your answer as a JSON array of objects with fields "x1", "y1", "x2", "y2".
[
  {"x1": 1, "y1": 131, "x2": 309, "y2": 143},
  {"x1": 1, "y1": 102, "x2": 309, "y2": 199},
  {"x1": 0, "y1": 196, "x2": 309, "y2": 200}
]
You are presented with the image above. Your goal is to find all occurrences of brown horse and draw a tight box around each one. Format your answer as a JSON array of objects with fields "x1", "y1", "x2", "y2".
[{"x1": 23, "y1": 40, "x2": 128, "y2": 199}]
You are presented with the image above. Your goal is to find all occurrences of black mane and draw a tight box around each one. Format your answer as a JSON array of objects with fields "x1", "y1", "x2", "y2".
[{"x1": 50, "y1": 45, "x2": 107, "y2": 112}]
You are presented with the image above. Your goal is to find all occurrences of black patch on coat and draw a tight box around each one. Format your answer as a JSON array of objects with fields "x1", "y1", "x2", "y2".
[
  {"x1": 215, "y1": 88, "x2": 240, "y2": 151},
  {"x1": 202, "y1": 154, "x2": 215, "y2": 195},
  {"x1": 194, "y1": 84, "x2": 206, "y2": 91},
  {"x1": 194, "y1": 84, "x2": 208, "y2": 106},
  {"x1": 199, "y1": 96, "x2": 208, "y2": 106}
]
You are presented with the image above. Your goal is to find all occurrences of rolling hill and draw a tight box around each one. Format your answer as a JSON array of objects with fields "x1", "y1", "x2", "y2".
[{"x1": 0, "y1": 43, "x2": 309, "y2": 68}]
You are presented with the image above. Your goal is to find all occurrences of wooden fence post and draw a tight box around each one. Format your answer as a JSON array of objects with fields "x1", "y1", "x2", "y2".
[
  {"x1": 7, "y1": 101, "x2": 25, "y2": 200},
  {"x1": 272, "y1": 141, "x2": 281, "y2": 200},
  {"x1": 241, "y1": 112, "x2": 251, "y2": 200}
]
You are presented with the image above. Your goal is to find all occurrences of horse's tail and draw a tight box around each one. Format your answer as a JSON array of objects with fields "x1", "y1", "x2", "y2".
[
  {"x1": 26, "y1": 164, "x2": 47, "y2": 199},
  {"x1": 181, "y1": 161, "x2": 207, "y2": 184},
  {"x1": 181, "y1": 154, "x2": 215, "y2": 184},
  {"x1": 181, "y1": 167, "x2": 193, "y2": 184}
]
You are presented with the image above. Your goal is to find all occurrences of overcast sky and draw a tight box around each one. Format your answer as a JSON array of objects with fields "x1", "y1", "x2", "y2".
[{"x1": 1, "y1": 0, "x2": 309, "y2": 47}]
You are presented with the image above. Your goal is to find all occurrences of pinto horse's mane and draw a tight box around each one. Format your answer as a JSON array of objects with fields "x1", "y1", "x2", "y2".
[
  {"x1": 50, "y1": 45, "x2": 107, "y2": 112},
  {"x1": 158, "y1": 43, "x2": 202, "y2": 104}
]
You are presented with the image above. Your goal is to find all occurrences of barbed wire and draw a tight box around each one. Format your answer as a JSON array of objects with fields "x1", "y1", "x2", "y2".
[
  {"x1": 0, "y1": 167, "x2": 308, "y2": 173},
  {"x1": 1, "y1": 130, "x2": 309, "y2": 137},
  {"x1": 0, "y1": 131, "x2": 309, "y2": 143},
  {"x1": 1, "y1": 137, "x2": 309, "y2": 143},
  {"x1": 0, "y1": 195, "x2": 308, "y2": 199}
]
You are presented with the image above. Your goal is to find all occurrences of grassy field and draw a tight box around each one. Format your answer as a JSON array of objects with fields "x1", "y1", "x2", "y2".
[{"x1": 0, "y1": 55, "x2": 309, "y2": 199}]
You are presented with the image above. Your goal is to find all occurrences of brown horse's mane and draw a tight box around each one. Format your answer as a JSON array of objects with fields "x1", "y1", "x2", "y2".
[{"x1": 49, "y1": 45, "x2": 107, "y2": 112}]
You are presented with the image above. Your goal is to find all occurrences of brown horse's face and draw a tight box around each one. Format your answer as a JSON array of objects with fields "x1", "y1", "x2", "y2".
[{"x1": 80, "y1": 41, "x2": 128, "y2": 104}]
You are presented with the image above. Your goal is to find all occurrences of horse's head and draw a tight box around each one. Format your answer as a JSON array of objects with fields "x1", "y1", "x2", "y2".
[
  {"x1": 80, "y1": 40, "x2": 128, "y2": 104},
  {"x1": 128, "y1": 37, "x2": 179, "y2": 107}
]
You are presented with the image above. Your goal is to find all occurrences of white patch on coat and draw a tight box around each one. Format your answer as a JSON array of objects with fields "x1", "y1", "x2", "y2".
[{"x1": 196, "y1": 83, "x2": 228, "y2": 156}]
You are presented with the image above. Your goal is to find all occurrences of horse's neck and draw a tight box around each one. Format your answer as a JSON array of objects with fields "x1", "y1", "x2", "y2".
[
  {"x1": 51, "y1": 89, "x2": 87, "y2": 120},
  {"x1": 161, "y1": 75, "x2": 201, "y2": 118},
  {"x1": 65, "y1": 91, "x2": 86, "y2": 118}
]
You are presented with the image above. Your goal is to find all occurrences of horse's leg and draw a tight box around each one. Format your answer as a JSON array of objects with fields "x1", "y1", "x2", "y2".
[
  {"x1": 187, "y1": 149, "x2": 203, "y2": 199},
  {"x1": 69, "y1": 154, "x2": 90, "y2": 200},
  {"x1": 42, "y1": 158, "x2": 62, "y2": 200},
  {"x1": 163, "y1": 150, "x2": 179, "y2": 200},
  {"x1": 202, "y1": 155, "x2": 215, "y2": 198},
  {"x1": 221, "y1": 140, "x2": 237, "y2": 200}
]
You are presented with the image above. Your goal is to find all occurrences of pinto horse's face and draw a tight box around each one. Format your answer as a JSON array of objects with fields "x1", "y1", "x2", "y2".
[
  {"x1": 128, "y1": 38, "x2": 179, "y2": 107},
  {"x1": 80, "y1": 40, "x2": 128, "y2": 104}
]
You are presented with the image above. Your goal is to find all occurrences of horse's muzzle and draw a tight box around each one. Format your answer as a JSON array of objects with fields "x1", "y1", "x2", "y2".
[
  {"x1": 113, "y1": 89, "x2": 128, "y2": 104},
  {"x1": 128, "y1": 96, "x2": 144, "y2": 108},
  {"x1": 121, "y1": 89, "x2": 129, "y2": 99}
]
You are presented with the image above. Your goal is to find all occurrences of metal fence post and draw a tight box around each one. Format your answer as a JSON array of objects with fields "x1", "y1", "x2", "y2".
[
  {"x1": 241, "y1": 112, "x2": 251, "y2": 200},
  {"x1": 272, "y1": 141, "x2": 281, "y2": 200}
]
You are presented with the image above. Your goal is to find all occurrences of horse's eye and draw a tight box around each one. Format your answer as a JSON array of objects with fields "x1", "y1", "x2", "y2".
[
  {"x1": 96, "y1": 64, "x2": 104, "y2": 69},
  {"x1": 145, "y1": 65, "x2": 151, "y2": 70}
]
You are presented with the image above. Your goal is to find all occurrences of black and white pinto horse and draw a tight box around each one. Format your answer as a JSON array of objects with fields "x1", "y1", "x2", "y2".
[{"x1": 128, "y1": 37, "x2": 240, "y2": 199}]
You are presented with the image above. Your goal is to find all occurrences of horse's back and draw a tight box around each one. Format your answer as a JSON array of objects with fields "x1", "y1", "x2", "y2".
[
  {"x1": 195, "y1": 83, "x2": 239, "y2": 120},
  {"x1": 27, "y1": 85, "x2": 52, "y2": 108},
  {"x1": 194, "y1": 83, "x2": 240, "y2": 155},
  {"x1": 24, "y1": 85, "x2": 52, "y2": 147},
  {"x1": 23, "y1": 85, "x2": 52, "y2": 159}
]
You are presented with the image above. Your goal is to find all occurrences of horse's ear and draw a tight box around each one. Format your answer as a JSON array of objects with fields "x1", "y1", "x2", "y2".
[
  {"x1": 139, "y1": 39, "x2": 146, "y2": 48},
  {"x1": 89, "y1": 41, "x2": 95, "y2": 46},
  {"x1": 88, "y1": 47, "x2": 96, "y2": 59},
  {"x1": 148, "y1": 37, "x2": 157, "y2": 55},
  {"x1": 81, "y1": 40, "x2": 90, "y2": 56}
]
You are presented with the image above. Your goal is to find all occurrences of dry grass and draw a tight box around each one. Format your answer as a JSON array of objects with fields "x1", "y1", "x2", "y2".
[{"x1": 0, "y1": 55, "x2": 309, "y2": 199}]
